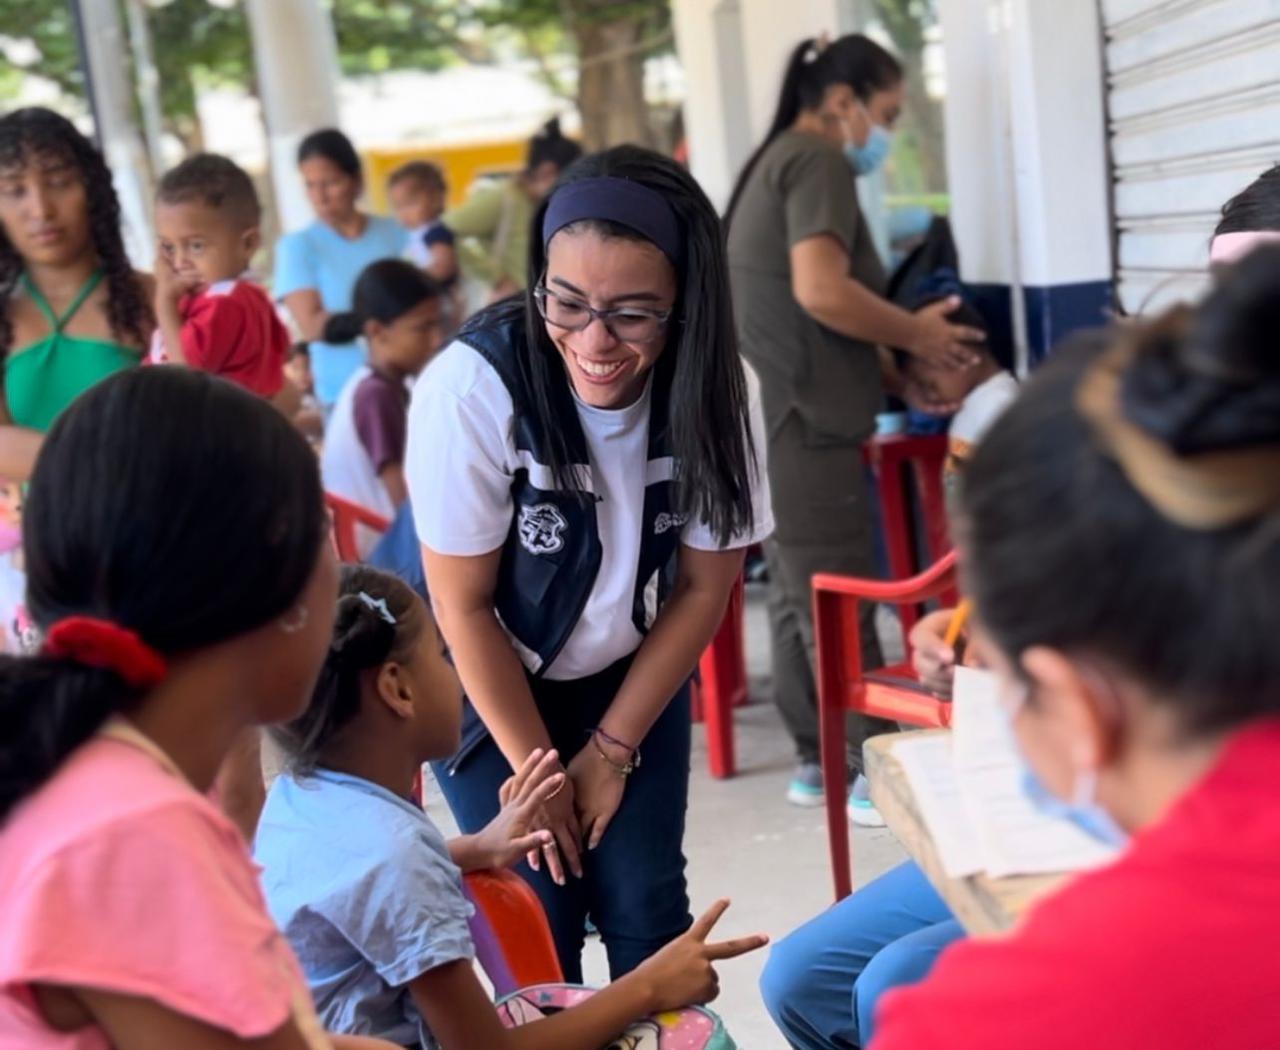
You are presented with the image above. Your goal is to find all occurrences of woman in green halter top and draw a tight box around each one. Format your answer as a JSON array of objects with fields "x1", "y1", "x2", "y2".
[
  {"x1": 0, "y1": 108, "x2": 153, "y2": 479},
  {"x1": 7, "y1": 270, "x2": 141, "y2": 433}
]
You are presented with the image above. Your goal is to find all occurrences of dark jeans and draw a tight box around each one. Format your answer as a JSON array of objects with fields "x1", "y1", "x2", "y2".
[
  {"x1": 763, "y1": 409, "x2": 893, "y2": 771},
  {"x1": 432, "y1": 655, "x2": 693, "y2": 982}
]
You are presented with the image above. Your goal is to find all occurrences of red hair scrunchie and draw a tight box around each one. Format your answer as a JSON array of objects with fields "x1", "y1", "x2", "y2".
[{"x1": 42, "y1": 617, "x2": 168, "y2": 690}]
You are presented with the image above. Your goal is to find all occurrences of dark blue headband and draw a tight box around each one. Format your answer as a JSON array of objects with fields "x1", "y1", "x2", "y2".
[{"x1": 542, "y1": 176, "x2": 683, "y2": 265}]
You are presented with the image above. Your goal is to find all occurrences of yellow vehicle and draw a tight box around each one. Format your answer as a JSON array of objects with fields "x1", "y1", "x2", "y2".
[{"x1": 363, "y1": 137, "x2": 527, "y2": 211}]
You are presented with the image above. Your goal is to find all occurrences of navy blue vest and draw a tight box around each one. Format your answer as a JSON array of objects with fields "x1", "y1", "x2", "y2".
[{"x1": 457, "y1": 309, "x2": 682, "y2": 678}]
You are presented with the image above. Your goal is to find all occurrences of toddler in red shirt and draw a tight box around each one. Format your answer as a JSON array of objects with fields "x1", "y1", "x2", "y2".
[{"x1": 152, "y1": 153, "x2": 288, "y2": 398}]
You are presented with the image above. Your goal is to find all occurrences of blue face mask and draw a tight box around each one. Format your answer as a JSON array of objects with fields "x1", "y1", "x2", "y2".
[
  {"x1": 1020, "y1": 766, "x2": 1131, "y2": 849},
  {"x1": 845, "y1": 123, "x2": 892, "y2": 176},
  {"x1": 1002, "y1": 678, "x2": 1130, "y2": 850}
]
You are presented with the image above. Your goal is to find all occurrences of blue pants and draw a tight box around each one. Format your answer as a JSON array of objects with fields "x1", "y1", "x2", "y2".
[
  {"x1": 433, "y1": 656, "x2": 693, "y2": 983},
  {"x1": 760, "y1": 861, "x2": 963, "y2": 1049}
]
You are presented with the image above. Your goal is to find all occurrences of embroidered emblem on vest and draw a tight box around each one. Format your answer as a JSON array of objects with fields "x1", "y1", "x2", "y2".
[
  {"x1": 654, "y1": 511, "x2": 688, "y2": 536},
  {"x1": 518, "y1": 503, "x2": 568, "y2": 555}
]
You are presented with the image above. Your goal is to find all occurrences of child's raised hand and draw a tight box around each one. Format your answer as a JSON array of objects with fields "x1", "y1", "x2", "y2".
[
  {"x1": 632, "y1": 900, "x2": 768, "y2": 1014},
  {"x1": 153, "y1": 251, "x2": 200, "y2": 308},
  {"x1": 470, "y1": 748, "x2": 562, "y2": 871}
]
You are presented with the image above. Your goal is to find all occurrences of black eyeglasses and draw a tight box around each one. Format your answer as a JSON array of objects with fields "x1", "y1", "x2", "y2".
[{"x1": 533, "y1": 284, "x2": 673, "y2": 343}]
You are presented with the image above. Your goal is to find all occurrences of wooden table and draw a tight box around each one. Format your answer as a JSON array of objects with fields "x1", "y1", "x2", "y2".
[{"x1": 864, "y1": 730, "x2": 1066, "y2": 935}]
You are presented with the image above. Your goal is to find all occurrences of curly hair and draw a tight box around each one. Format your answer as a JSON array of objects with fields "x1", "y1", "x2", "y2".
[{"x1": 0, "y1": 108, "x2": 153, "y2": 360}]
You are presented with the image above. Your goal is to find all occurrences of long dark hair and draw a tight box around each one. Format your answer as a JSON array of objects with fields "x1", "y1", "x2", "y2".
[
  {"x1": 725, "y1": 35, "x2": 902, "y2": 226},
  {"x1": 271, "y1": 565, "x2": 425, "y2": 776},
  {"x1": 471, "y1": 146, "x2": 755, "y2": 546},
  {"x1": 1216, "y1": 163, "x2": 1280, "y2": 236},
  {"x1": 0, "y1": 107, "x2": 153, "y2": 358},
  {"x1": 0, "y1": 368, "x2": 326, "y2": 819},
  {"x1": 960, "y1": 246, "x2": 1280, "y2": 734},
  {"x1": 323, "y1": 259, "x2": 441, "y2": 344}
]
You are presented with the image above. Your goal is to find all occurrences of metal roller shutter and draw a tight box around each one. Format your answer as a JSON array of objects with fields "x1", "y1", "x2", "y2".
[{"x1": 1101, "y1": 0, "x2": 1280, "y2": 313}]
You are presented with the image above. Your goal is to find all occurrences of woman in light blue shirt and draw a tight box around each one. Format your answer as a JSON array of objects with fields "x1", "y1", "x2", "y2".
[{"x1": 274, "y1": 128, "x2": 407, "y2": 407}]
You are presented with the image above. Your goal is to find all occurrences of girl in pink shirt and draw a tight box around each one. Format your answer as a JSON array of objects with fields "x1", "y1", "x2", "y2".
[{"x1": 0, "y1": 366, "x2": 395, "y2": 1049}]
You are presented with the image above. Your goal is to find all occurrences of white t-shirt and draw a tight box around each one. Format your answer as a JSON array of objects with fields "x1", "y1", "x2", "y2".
[
  {"x1": 405, "y1": 341, "x2": 773, "y2": 681},
  {"x1": 943, "y1": 369, "x2": 1019, "y2": 502},
  {"x1": 322, "y1": 364, "x2": 400, "y2": 558},
  {"x1": 949, "y1": 371, "x2": 1020, "y2": 455}
]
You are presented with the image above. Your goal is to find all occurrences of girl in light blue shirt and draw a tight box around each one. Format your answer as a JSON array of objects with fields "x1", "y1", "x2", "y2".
[
  {"x1": 274, "y1": 129, "x2": 408, "y2": 407},
  {"x1": 256, "y1": 565, "x2": 766, "y2": 1050}
]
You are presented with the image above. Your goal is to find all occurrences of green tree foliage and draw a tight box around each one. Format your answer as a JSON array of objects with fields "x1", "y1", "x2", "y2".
[
  {"x1": 871, "y1": 0, "x2": 947, "y2": 194},
  {"x1": 0, "y1": 0, "x2": 249, "y2": 147},
  {"x1": 0, "y1": 0, "x2": 88, "y2": 101},
  {"x1": 0, "y1": 0, "x2": 672, "y2": 151}
]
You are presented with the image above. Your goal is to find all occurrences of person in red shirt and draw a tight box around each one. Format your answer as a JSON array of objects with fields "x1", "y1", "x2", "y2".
[
  {"x1": 870, "y1": 245, "x2": 1280, "y2": 1049},
  {"x1": 152, "y1": 153, "x2": 288, "y2": 399}
]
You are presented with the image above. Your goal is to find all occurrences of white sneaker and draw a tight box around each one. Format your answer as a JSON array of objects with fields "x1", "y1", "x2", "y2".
[{"x1": 847, "y1": 774, "x2": 886, "y2": 828}]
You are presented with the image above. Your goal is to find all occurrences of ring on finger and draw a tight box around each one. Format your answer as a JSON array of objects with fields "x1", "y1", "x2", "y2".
[{"x1": 545, "y1": 780, "x2": 565, "y2": 802}]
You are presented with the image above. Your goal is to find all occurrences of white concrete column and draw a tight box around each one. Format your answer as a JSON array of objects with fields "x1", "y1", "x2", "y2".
[
  {"x1": 938, "y1": 0, "x2": 1014, "y2": 287},
  {"x1": 672, "y1": 0, "x2": 751, "y2": 212},
  {"x1": 1004, "y1": 0, "x2": 1112, "y2": 292},
  {"x1": 74, "y1": 0, "x2": 155, "y2": 269},
  {"x1": 938, "y1": 0, "x2": 1112, "y2": 367},
  {"x1": 674, "y1": 0, "x2": 856, "y2": 212},
  {"x1": 938, "y1": 0, "x2": 1025, "y2": 366},
  {"x1": 123, "y1": 0, "x2": 165, "y2": 175},
  {"x1": 738, "y1": 0, "x2": 849, "y2": 143},
  {"x1": 245, "y1": 0, "x2": 341, "y2": 234}
]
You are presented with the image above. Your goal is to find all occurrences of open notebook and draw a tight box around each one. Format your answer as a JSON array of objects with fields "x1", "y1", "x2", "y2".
[{"x1": 892, "y1": 667, "x2": 1119, "y2": 878}]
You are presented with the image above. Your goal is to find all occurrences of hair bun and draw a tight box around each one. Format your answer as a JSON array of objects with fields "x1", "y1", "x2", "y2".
[
  {"x1": 330, "y1": 593, "x2": 396, "y2": 671},
  {"x1": 1122, "y1": 244, "x2": 1280, "y2": 455}
]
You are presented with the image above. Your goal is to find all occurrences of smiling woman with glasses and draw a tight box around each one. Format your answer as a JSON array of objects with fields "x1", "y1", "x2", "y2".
[
  {"x1": 533, "y1": 282, "x2": 674, "y2": 344},
  {"x1": 402, "y1": 145, "x2": 774, "y2": 984}
]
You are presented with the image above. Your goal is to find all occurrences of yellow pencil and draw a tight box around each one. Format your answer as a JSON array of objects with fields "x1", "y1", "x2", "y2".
[{"x1": 943, "y1": 599, "x2": 972, "y2": 649}]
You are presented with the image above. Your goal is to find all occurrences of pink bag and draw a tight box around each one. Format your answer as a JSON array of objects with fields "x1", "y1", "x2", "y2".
[{"x1": 496, "y1": 983, "x2": 735, "y2": 1049}]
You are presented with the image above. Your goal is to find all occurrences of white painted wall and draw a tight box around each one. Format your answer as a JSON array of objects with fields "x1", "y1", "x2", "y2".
[
  {"x1": 1005, "y1": 0, "x2": 1111, "y2": 287},
  {"x1": 940, "y1": 0, "x2": 1112, "y2": 289},
  {"x1": 671, "y1": 0, "x2": 751, "y2": 211},
  {"x1": 938, "y1": 0, "x2": 1014, "y2": 287},
  {"x1": 673, "y1": 0, "x2": 853, "y2": 212},
  {"x1": 737, "y1": 0, "x2": 849, "y2": 144}
]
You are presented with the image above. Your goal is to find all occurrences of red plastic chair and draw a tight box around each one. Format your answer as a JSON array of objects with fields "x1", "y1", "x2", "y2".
[
  {"x1": 813, "y1": 551, "x2": 959, "y2": 900},
  {"x1": 862, "y1": 434, "x2": 951, "y2": 639},
  {"x1": 463, "y1": 870, "x2": 564, "y2": 997},
  {"x1": 412, "y1": 771, "x2": 562, "y2": 996},
  {"x1": 325, "y1": 492, "x2": 390, "y2": 562},
  {"x1": 691, "y1": 575, "x2": 748, "y2": 779}
]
